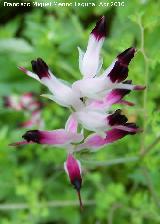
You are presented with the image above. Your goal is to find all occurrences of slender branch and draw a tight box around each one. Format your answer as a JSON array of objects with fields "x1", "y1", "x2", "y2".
[
  {"x1": 0, "y1": 200, "x2": 95, "y2": 211},
  {"x1": 81, "y1": 156, "x2": 139, "y2": 167},
  {"x1": 137, "y1": 16, "x2": 149, "y2": 154}
]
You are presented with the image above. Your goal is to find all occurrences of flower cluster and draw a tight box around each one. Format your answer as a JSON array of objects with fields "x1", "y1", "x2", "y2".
[
  {"x1": 4, "y1": 93, "x2": 43, "y2": 128},
  {"x1": 11, "y1": 16, "x2": 145, "y2": 209}
]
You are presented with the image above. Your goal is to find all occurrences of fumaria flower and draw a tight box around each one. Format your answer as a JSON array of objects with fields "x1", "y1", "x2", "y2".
[
  {"x1": 11, "y1": 16, "x2": 145, "y2": 208},
  {"x1": 19, "y1": 58, "x2": 83, "y2": 110},
  {"x1": 10, "y1": 114, "x2": 83, "y2": 147}
]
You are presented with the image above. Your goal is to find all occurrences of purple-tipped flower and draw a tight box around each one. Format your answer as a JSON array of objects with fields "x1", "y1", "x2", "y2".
[
  {"x1": 10, "y1": 114, "x2": 83, "y2": 147},
  {"x1": 106, "y1": 80, "x2": 132, "y2": 103},
  {"x1": 86, "y1": 81, "x2": 134, "y2": 111},
  {"x1": 18, "y1": 58, "x2": 83, "y2": 110},
  {"x1": 78, "y1": 16, "x2": 106, "y2": 78},
  {"x1": 76, "y1": 123, "x2": 141, "y2": 151},
  {"x1": 11, "y1": 128, "x2": 83, "y2": 147},
  {"x1": 75, "y1": 108, "x2": 131, "y2": 134},
  {"x1": 64, "y1": 154, "x2": 83, "y2": 209},
  {"x1": 74, "y1": 46, "x2": 145, "y2": 100}
]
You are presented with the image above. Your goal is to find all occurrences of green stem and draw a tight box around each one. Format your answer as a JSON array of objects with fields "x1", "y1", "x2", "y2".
[
  {"x1": 81, "y1": 156, "x2": 139, "y2": 167},
  {"x1": 137, "y1": 16, "x2": 149, "y2": 154}
]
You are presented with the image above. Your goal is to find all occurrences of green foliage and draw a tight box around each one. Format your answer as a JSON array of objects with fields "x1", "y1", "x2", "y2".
[{"x1": 0, "y1": 0, "x2": 160, "y2": 223}]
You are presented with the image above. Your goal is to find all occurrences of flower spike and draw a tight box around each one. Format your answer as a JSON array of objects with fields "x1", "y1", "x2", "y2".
[
  {"x1": 11, "y1": 16, "x2": 145, "y2": 207},
  {"x1": 64, "y1": 154, "x2": 83, "y2": 210}
]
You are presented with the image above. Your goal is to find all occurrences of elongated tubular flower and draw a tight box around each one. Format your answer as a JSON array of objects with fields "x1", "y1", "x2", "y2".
[
  {"x1": 76, "y1": 123, "x2": 141, "y2": 151},
  {"x1": 64, "y1": 154, "x2": 83, "y2": 209},
  {"x1": 73, "y1": 47, "x2": 145, "y2": 100},
  {"x1": 19, "y1": 58, "x2": 83, "y2": 110},
  {"x1": 87, "y1": 80, "x2": 134, "y2": 111},
  {"x1": 74, "y1": 108, "x2": 129, "y2": 134},
  {"x1": 78, "y1": 16, "x2": 106, "y2": 78},
  {"x1": 10, "y1": 128, "x2": 83, "y2": 147},
  {"x1": 10, "y1": 114, "x2": 83, "y2": 147}
]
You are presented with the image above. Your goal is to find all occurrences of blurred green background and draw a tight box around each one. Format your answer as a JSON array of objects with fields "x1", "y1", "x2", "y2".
[{"x1": 0, "y1": 0, "x2": 160, "y2": 223}]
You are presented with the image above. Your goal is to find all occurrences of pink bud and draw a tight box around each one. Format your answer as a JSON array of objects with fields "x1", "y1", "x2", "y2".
[{"x1": 64, "y1": 154, "x2": 83, "y2": 210}]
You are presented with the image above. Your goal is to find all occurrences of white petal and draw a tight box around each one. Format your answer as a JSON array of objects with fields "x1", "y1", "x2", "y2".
[
  {"x1": 75, "y1": 109, "x2": 108, "y2": 133},
  {"x1": 64, "y1": 162, "x2": 69, "y2": 176},
  {"x1": 76, "y1": 159, "x2": 82, "y2": 174},
  {"x1": 42, "y1": 78, "x2": 84, "y2": 110},
  {"x1": 80, "y1": 35, "x2": 104, "y2": 78},
  {"x1": 72, "y1": 76, "x2": 112, "y2": 99},
  {"x1": 41, "y1": 94, "x2": 69, "y2": 107}
]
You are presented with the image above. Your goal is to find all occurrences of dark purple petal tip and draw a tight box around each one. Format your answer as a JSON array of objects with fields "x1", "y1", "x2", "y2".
[
  {"x1": 22, "y1": 130, "x2": 40, "y2": 143},
  {"x1": 117, "y1": 47, "x2": 136, "y2": 66},
  {"x1": 108, "y1": 109, "x2": 128, "y2": 126},
  {"x1": 31, "y1": 58, "x2": 50, "y2": 79},
  {"x1": 108, "y1": 61, "x2": 128, "y2": 83},
  {"x1": 91, "y1": 16, "x2": 107, "y2": 40}
]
